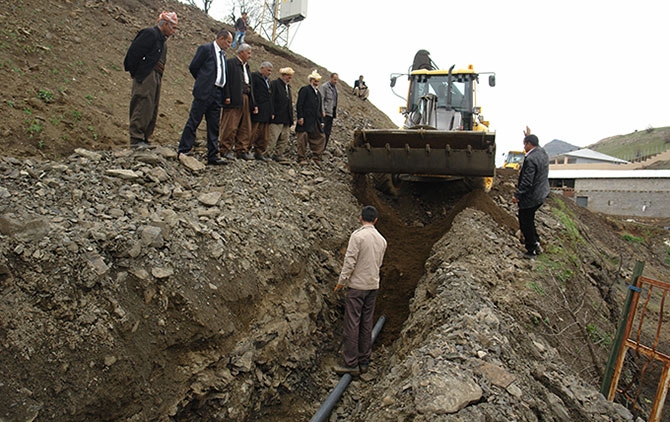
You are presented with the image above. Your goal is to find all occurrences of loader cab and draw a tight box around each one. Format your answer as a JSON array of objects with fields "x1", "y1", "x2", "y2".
[{"x1": 405, "y1": 70, "x2": 476, "y2": 131}]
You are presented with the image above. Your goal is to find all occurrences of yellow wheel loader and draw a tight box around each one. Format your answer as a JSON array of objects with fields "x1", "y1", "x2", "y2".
[
  {"x1": 347, "y1": 50, "x2": 496, "y2": 191},
  {"x1": 502, "y1": 151, "x2": 525, "y2": 170}
]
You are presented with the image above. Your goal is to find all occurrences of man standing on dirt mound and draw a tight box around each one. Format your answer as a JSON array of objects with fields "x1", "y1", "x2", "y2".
[
  {"x1": 513, "y1": 126, "x2": 550, "y2": 259},
  {"x1": 295, "y1": 70, "x2": 326, "y2": 165},
  {"x1": 333, "y1": 206, "x2": 387, "y2": 375},
  {"x1": 177, "y1": 29, "x2": 232, "y2": 165},
  {"x1": 123, "y1": 11, "x2": 178, "y2": 148},
  {"x1": 220, "y1": 43, "x2": 257, "y2": 160}
]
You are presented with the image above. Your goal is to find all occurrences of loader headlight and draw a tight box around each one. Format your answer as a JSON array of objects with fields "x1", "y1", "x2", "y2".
[{"x1": 473, "y1": 106, "x2": 481, "y2": 114}]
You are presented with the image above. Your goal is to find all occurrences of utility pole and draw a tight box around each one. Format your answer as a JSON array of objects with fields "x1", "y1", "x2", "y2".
[
  {"x1": 257, "y1": 0, "x2": 286, "y2": 46},
  {"x1": 257, "y1": 0, "x2": 307, "y2": 47}
]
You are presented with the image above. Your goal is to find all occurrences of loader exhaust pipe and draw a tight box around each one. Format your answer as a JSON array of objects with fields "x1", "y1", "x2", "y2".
[{"x1": 310, "y1": 316, "x2": 386, "y2": 422}]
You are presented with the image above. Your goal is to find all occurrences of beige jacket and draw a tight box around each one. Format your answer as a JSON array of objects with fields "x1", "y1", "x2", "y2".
[{"x1": 338, "y1": 224, "x2": 387, "y2": 290}]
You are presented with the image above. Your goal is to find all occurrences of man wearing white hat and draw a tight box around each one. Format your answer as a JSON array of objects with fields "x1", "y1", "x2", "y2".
[
  {"x1": 124, "y1": 11, "x2": 178, "y2": 148},
  {"x1": 268, "y1": 67, "x2": 294, "y2": 164},
  {"x1": 295, "y1": 70, "x2": 326, "y2": 165}
]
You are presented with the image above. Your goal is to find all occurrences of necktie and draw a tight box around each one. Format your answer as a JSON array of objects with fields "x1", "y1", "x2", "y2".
[{"x1": 217, "y1": 50, "x2": 225, "y2": 87}]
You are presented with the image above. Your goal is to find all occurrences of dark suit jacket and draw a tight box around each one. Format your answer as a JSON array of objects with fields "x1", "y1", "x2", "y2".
[
  {"x1": 295, "y1": 85, "x2": 323, "y2": 133},
  {"x1": 354, "y1": 79, "x2": 367, "y2": 89},
  {"x1": 124, "y1": 26, "x2": 166, "y2": 83},
  {"x1": 250, "y1": 71, "x2": 273, "y2": 123},
  {"x1": 223, "y1": 57, "x2": 255, "y2": 110},
  {"x1": 270, "y1": 78, "x2": 293, "y2": 125},
  {"x1": 515, "y1": 146, "x2": 550, "y2": 209},
  {"x1": 189, "y1": 42, "x2": 225, "y2": 101}
]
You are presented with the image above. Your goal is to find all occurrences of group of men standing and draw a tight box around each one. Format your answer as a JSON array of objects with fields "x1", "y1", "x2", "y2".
[
  {"x1": 124, "y1": 12, "x2": 346, "y2": 166},
  {"x1": 122, "y1": 12, "x2": 393, "y2": 378}
]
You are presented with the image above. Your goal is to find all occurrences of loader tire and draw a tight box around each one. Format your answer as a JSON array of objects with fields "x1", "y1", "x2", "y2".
[
  {"x1": 463, "y1": 176, "x2": 494, "y2": 192},
  {"x1": 371, "y1": 173, "x2": 400, "y2": 196}
]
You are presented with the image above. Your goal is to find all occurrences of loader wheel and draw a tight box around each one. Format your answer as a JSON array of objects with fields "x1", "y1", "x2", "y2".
[
  {"x1": 371, "y1": 173, "x2": 401, "y2": 196},
  {"x1": 463, "y1": 176, "x2": 493, "y2": 192}
]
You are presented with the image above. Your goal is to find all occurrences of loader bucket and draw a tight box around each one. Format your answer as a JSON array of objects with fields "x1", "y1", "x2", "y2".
[{"x1": 347, "y1": 128, "x2": 496, "y2": 177}]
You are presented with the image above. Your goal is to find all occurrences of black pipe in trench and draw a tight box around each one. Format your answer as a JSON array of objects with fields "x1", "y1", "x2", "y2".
[{"x1": 310, "y1": 316, "x2": 386, "y2": 422}]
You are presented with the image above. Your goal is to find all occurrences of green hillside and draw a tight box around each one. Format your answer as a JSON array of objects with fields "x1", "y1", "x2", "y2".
[{"x1": 588, "y1": 126, "x2": 670, "y2": 162}]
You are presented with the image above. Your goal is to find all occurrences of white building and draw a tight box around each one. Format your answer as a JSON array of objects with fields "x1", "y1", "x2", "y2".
[{"x1": 549, "y1": 169, "x2": 670, "y2": 218}]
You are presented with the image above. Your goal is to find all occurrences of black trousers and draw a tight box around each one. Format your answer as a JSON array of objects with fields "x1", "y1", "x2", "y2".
[
  {"x1": 323, "y1": 115, "x2": 334, "y2": 149},
  {"x1": 343, "y1": 288, "x2": 378, "y2": 368},
  {"x1": 178, "y1": 89, "x2": 222, "y2": 162},
  {"x1": 518, "y1": 203, "x2": 542, "y2": 253}
]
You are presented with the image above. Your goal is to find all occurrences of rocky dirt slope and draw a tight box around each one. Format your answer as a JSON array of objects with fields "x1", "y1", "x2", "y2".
[{"x1": 2, "y1": 1, "x2": 670, "y2": 421}]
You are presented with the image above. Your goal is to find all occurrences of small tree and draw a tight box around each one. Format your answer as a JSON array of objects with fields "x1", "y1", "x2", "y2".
[{"x1": 186, "y1": 0, "x2": 215, "y2": 15}]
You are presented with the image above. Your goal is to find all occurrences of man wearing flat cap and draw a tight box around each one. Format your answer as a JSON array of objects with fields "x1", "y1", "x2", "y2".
[
  {"x1": 268, "y1": 67, "x2": 294, "y2": 163},
  {"x1": 124, "y1": 11, "x2": 178, "y2": 148},
  {"x1": 295, "y1": 70, "x2": 326, "y2": 165}
]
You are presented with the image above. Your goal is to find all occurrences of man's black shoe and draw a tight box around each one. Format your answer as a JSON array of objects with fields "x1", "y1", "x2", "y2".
[
  {"x1": 255, "y1": 154, "x2": 271, "y2": 162},
  {"x1": 207, "y1": 158, "x2": 228, "y2": 166},
  {"x1": 240, "y1": 152, "x2": 255, "y2": 160}
]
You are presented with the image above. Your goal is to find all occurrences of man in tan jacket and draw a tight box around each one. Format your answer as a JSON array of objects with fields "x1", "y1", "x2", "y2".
[{"x1": 334, "y1": 206, "x2": 387, "y2": 375}]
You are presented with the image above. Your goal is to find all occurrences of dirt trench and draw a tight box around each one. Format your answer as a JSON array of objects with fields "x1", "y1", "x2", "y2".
[
  {"x1": 250, "y1": 174, "x2": 520, "y2": 421},
  {"x1": 351, "y1": 174, "x2": 518, "y2": 345}
]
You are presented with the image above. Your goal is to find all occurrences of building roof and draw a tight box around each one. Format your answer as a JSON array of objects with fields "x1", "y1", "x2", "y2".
[
  {"x1": 556, "y1": 148, "x2": 629, "y2": 164},
  {"x1": 544, "y1": 139, "x2": 580, "y2": 159},
  {"x1": 549, "y1": 169, "x2": 670, "y2": 179}
]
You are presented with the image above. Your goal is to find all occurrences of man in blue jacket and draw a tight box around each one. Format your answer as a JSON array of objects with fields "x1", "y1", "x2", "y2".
[
  {"x1": 177, "y1": 29, "x2": 232, "y2": 165},
  {"x1": 513, "y1": 127, "x2": 550, "y2": 258},
  {"x1": 124, "y1": 11, "x2": 178, "y2": 148}
]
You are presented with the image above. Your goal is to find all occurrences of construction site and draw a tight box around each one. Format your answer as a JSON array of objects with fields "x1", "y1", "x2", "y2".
[{"x1": 1, "y1": 0, "x2": 669, "y2": 421}]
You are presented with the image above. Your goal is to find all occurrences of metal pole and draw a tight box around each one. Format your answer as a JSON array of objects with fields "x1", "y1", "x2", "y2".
[
  {"x1": 600, "y1": 261, "x2": 645, "y2": 397},
  {"x1": 310, "y1": 316, "x2": 386, "y2": 422}
]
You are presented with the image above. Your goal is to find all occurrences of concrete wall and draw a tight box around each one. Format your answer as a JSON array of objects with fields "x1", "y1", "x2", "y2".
[{"x1": 573, "y1": 178, "x2": 670, "y2": 217}]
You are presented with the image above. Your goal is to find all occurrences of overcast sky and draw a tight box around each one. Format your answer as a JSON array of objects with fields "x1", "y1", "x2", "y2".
[{"x1": 205, "y1": 0, "x2": 669, "y2": 162}]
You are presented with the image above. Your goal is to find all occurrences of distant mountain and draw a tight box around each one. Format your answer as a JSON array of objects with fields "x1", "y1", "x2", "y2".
[{"x1": 543, "y1": 139, "x2": 579, "y2": 159}]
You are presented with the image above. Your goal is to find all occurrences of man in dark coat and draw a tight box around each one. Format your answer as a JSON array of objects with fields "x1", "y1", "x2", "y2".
[
  {"x1": 353, "y1": 75, "x2": 369, "y2": 100},
  {"x1": 295, "y1": 70, "x2": 325, "y2": 165},
  {"x1": 249, "y1": 61, "x2": 274, "y2": 161},
  {"x1": 232, "y1": 12, "x2": 248, "y2": 49},
  {"x1": 268, "y1": 67, "x2": 294, "y2": 164},
  {"x1": 219, "y1": 43, "x2": 257, "y2": 160},
  {"x1": 123, "y1": 11, "x2": 178, "y2": 148},
  {"x1": 513, "y1": 127, "x2": 550, "y2": 258},
  {"x1": 177, "y1": 29, "x2": 232, "y2": 165}
]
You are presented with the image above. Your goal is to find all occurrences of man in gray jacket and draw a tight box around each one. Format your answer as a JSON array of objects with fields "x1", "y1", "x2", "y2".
[
  {"x1": 319, "y1": 73, "x2": 338, "y2": 149},
  {"x1": 334, "y1": 206, "x2": 387, "y2": 375},
  {"x1": 513, "y1": 127, "x2": 550, "y2": 258}
]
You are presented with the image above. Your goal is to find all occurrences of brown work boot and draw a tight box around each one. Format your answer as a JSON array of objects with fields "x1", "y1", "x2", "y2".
[{"x1": 332, "y1": 364, "x2": 360, "y2": 375}]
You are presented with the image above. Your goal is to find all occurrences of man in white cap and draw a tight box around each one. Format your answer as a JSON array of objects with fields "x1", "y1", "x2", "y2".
[
  {"x1": 124, "y1": 11, "x2": 178, "y2": 148},
  {"x1": 268, "y1": 67, "x2": 294, "y2": 163},
  {"x1": 295, "y1": 70, "x2": 326, "y2": 165}
]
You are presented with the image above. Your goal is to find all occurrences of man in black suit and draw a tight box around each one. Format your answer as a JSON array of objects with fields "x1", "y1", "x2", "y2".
[
  {"x1": 513, "y1": 127, "x2": 550, "y2": 259},
  {"x1": 295, "y1": 70, "x2": 325, "y2": 165},
  {"x1": 177, "y1": 29, "x2": 232, "y2": 165},
  {"x1": 220, "y1": 43, "x2": 257, "y2": 160},
  {"x1": 249, "y1": 61, "x2": 274, "y2": 161},
  {"x1": 124, "y1": 11, "x2": 178, "y2": 148},
  {"x1": 268, "y1": 67, "x2": 294, "y2": 163}
]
